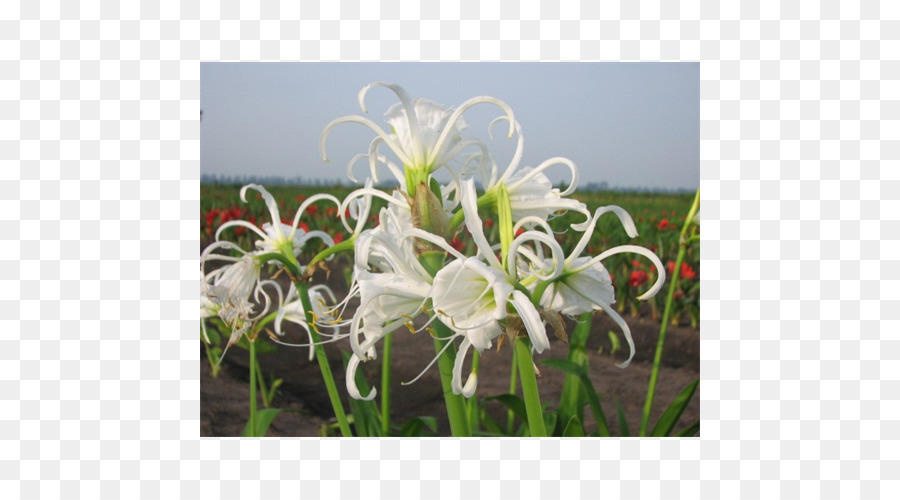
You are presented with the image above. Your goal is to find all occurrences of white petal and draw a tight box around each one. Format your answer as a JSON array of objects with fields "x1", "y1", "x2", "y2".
[{"x1": 511, "y1": 290, "x2": 550, "y2": 353}]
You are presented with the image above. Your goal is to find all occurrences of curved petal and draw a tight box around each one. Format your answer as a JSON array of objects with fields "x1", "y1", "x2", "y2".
[
  {"x1": 320, "y1": 115, "x2": 411, "y2": 166},
  {"x1": 460, "y1": 179, "x2": 502, "y2": 269},
  {"x1": 508, "y1": 231, "x2": 566, "y2": 281},
  {"x1": 215, "y1": 220, "x2": 269, "y2": 243},
  {"x1": 507, "y1": 157, "x2": 579, "y2": 196},
  {"x1": 595, "y1": 301, "x2": 635, "y2": 368},
  {"x1": 575, "y1": 244, "x2": 665, "y2": 300},
  {"x1": 511, "y1": 290, "x2": 550, "y2": 353},
  {"x1": 567, "y1": 206, "x2": 640, "y2": 266},
  {"x1": 427, "y1": 96, "x2": 516, "y2": 167},
  {"x1": 359, "y1": 82, "x2": 423, "y2": 166},
  {"x1": 239, "y1": 184, "x2": 286, "y2": 245},
  {"x1": 490, "y1": 119, "x2": 525, "y2": 187},
  {"x1": 346, "y1": 355, "x2": 377, "y2": 401},
  {"x1": 451, "y1": 338, "x2": 478, "y2": 397},
  {"x1": 290, "y1": 193, "x2": 341, "y2": 241}
]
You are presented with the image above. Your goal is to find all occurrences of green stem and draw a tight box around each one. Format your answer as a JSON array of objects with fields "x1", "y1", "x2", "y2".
[
  {"x1": 308, "y1": 238, "x2": 355, "y2": 269},
  {"x1": 381, "y1": 333, "x2": 392, "y2": 435},
  {"x1": 507, "y1": 346, "x2": 518, "y2": 434},
  {"x1": 255, "y1": 360, "x2": 269, "y2": 408},
  {"x1": 515, "y1": 338, "x2": 546, "y2": 437},
  {"x1": 639, "y1": 188, "x2": 699, "y2": 436},
  {"x1": 431, "y1": 320, "x2": 472, "y2": 437},
  {"x1": 249, "y1": 338, "x2": 258, "y2": 437},
  {"x1": 296, "y1": 280, "x2": 353, "y2": 437}
]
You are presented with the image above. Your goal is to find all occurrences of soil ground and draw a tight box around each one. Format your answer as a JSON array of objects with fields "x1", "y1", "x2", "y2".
[{"x1": 200, "y1": 261, "x2": 700, "y2": 437}]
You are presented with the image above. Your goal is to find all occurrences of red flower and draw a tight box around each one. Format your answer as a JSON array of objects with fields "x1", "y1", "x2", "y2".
[
  {"x1": 296, "y1": 194, "x2": 306, "y2": 202},
  {"x1": 234, "y1": 226, "x2": 245, "y2": 236},
  {"x1": 450, "y1": 237, "x2": 464, "y2": 252},
  {"x1": 333, "y1": 232, "x2": 344, "y2": 244},
  {"x1": 680, "y1": 263, "x2": 697, "y2": 280},
  {"x1": 325, "y1": 207, "x2": 338, "y2": 217},
  {"x1": 657, "y1": 218, "x2": 670, "y2": 230},
  {"x1": 666, "y1": 261, "x2": 677, "y2": 275},
  {"x1": 631, "y1": 259, "x2": 642, "y2": 269},
  {"x1": 629, "y1": 270, "x2": 648, "y2": 288},
  {"x1": 515, "y1": 228, "x2": 524, "y2": 237},
  {"x1": 484, "y1": 218, "x2": 495, "y2": 228},
  {"x1": 306, "y1": 205, "x2": 318, "y2": 216},
  {"x1": 298, "y1": 222, "x2": 310, "y2": 233}
]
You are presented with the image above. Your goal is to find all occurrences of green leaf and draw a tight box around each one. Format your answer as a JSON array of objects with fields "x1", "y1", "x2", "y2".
[
  {"x1": 542, "y1": 409, "x2": 557, "y2": 436},
  {"x1": 615, "y1": 399, "x2": 630, "y2": 437},
  {"x1": 478, "y1": 407, "x2": 507, "y2": 436},
  {"x1": 557, "y1": 313, "x2": 592, "y2": 428},
  {"x1": 541, "y1": 358, "x2": 610, "y2": 437},
  {"x1": 399, "y1": 416, "x2": 438, "y2": 437},
  {"x1": 485, "y1": 394, "x2": 528, "y2": 427},
  {"x1": 562, "y1": 416, "x2": 585, "y2": 437},
  {"x1": 675, "y1": 420, "x2": 700, "y2": 437},
  {"x1": 651, "y1": 379, "x2": 699, "y2": 437},
  {"x1": 242, "y1": 408, "x2": 283, "y2": 437}
]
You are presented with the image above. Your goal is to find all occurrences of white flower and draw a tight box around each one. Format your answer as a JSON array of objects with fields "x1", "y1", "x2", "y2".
[
  {"x1": 215, "y1": 184, "x2": 337, "y2": 265},
  {"x1": 531, "y1": 206, "x2": 667, "y2": 368},
  {"x1": 204, "y1": 254, "x2": 263, "y2": 348},
  {"x1": 320, "y1": 82, "x2": 515, "y2": 189},
  {"x1": 274, "y1": 284, "x2": 340, "y2": 361}
]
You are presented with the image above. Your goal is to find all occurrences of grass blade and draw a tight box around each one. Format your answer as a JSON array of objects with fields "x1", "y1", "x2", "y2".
[
  {"x1": 650, "y1": 379, "x2": 699, "y2": 437},
  {"x1": 675, "y1": 420, "x2": 700, "y2": 437},
  {"x1": 562, "y1": 415, "x2": 585, "y2": 437},
  {"x1": 242, "y1": 408, "x2": 283, "y2": 437},
  {"x1": 541, "y1": 358, "x2": 610, "y2": 437}
]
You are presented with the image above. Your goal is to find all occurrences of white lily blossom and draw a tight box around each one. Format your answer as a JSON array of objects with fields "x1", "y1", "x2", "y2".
[
  {"x1": 274, "y1": 284, "x2": 340, "y2": 361},
  {"x1": 204, "y1": 254, "x2": 263, "y2": 350},
  {"x1": 215, "y1": 184, "x2": 338, "y2": 265},
  {"x1": 320, "y1": 82, "x2": 515, "y2": 190}
]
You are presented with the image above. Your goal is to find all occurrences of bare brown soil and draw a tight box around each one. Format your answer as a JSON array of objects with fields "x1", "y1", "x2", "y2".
[{"x1": 200, "y1": 287, "x2": 700, "y2": 437}]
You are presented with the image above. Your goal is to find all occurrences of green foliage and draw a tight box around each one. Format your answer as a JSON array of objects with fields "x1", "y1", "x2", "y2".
[
  {"x1": 651, "y1": 379, "x2": 699, "y2": 437},
  {"x1": 242, "y1": 408, "x2": 283, "y2": 437}
]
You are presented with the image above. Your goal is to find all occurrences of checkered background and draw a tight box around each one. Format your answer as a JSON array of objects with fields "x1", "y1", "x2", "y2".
[{"x1": 1, "y1": 0, "x2": 896, "y2": 498}]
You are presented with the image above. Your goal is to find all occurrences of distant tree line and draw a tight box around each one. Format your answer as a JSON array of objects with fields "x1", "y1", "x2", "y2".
[{"x1": 200, "y1": 173, "x2": 695, "y2": 194}]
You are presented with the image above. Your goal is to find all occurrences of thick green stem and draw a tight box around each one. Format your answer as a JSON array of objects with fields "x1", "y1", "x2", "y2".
[
  {"x1": 639, "y1": 189, "x2": 700, "y2": 436},
  {"x1": 255, "y1": 360, "x2": 269, "y2": 408},
  {"x1": 515, "y1": 338, "x2": 546, "y2": 437},
  {"x1": 431, "y1": 320, "x2": 472, "y2": 437},
  {"x1": 296, "y1": 280, "x2": 353, "y2": 437},
  {"x1": 249, "y1": 338, "x2": 258, "y2": 437},
  {"x1": 381, "y1": 333, "x2": 392, "y2": 435}
]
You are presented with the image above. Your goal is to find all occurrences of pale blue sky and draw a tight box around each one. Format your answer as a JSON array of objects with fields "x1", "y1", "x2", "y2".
[{"x1": 201, "y1": 63, "x2": 698, "y2": 190}]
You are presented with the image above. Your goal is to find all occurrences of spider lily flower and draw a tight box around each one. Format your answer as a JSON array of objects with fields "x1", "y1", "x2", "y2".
[
  {"x1": 215, "y1": 184, "x2": 338, "y2": 269},
  {"x1": 203, "y1": 254, "x2": 264, "y2": 352},
  {"x1": 274, "y1": 284, "x2": 341, "y2": 361},
  {"x1": 533, "y1": 206, "x2": 666, "y2": 368},
  {"x1": 344, "y1": 270, "x2": 433, "y2": 401},
  {"x1": 429, "y1": 257, "x2": 548, "y2": 397},
  {"x1": 320, "y1": 82, "x2": 515, "y2": 192}
]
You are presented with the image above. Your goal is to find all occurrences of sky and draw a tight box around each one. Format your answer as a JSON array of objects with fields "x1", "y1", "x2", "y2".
[{"x1": 201, "y1": 63, "x2": 698, "y2": 190}]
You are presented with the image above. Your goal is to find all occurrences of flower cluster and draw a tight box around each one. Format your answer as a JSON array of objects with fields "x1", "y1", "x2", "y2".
[
  {"x1": 200, "y1": 184, "x2": 341, "y2": 361},
  {"x1": 316, "y1": 83, "x2": 665, "y2": 399}
]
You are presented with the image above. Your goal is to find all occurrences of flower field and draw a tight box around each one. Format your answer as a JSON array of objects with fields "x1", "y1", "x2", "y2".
[
  {"x1": 200, "y1": 182, "x2": 700, "y2": 437},
  {"x1": 202, "y1": 184, "x2": 699, "y2": 327}
]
